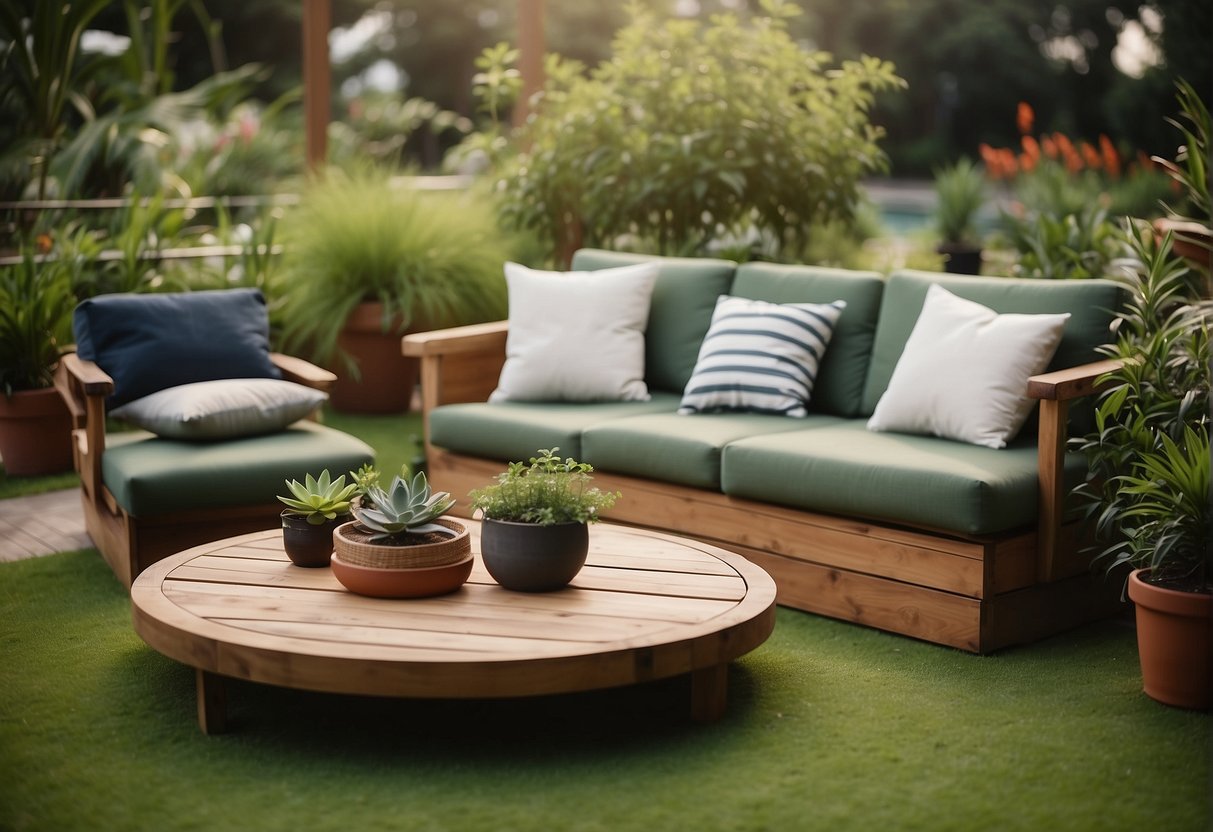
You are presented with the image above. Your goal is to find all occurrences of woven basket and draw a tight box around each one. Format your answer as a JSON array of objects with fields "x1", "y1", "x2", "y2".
[{"x1": 333, "y1": 518, "x2": 471, "y2": 569}]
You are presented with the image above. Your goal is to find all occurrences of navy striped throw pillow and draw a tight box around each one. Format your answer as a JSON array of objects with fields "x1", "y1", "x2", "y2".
[{"x1": 678, "y1": 295, "x2": 846, "y2": 417}]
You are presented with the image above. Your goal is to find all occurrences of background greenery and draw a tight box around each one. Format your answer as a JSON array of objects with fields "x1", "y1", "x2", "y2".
[{"x1": 1, "y1": 548, "x2": 1207, "y2": 832}]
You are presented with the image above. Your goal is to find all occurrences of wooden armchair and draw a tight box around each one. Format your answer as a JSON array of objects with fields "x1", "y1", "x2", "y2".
[{"x1": 56, "y1": 290, "x2": 374, "y2": 587}]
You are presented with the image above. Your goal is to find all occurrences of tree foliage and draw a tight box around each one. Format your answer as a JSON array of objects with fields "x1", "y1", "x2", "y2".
[{"x1": 494, "y1": 0, "x2": 905, "y2": 263}]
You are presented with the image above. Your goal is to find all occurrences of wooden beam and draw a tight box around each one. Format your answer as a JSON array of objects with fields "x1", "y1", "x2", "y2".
[{"x1": 303, "y1": 0, "x2": 331, "y2": 172}]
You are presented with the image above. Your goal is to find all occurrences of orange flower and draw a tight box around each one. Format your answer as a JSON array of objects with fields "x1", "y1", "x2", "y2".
[
  {"x1": 1019, "y1": 152, "x2": 1037, "y2": 173},
  {"x1": 999, "y1": 148, "x2": 1019, "y2": 176},
  {"x1": 35, "y1": 233, "x2": 52, "y2": 254},
  {"x1": 1099, "y1": 135, "x2": 1120, "y2": 178},
  {"x1": 1017, "y1": 101, "x2": 1034, "y2": 135},
  {"x1": 1041, "y1": 135, "x2": 1058, "y2": 159},
  {"x1": 1081, "y1": 141, "x2": 1102, "y2": 170},
  {"x1": 1021, "y1": 135, "x2": 1041, "y2": 161}
]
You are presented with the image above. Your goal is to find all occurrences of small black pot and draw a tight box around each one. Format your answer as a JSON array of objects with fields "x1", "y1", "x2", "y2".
[
  {"x1": 480, "y1": 519, "x2": 589, "y2": 592},
  {"x1": 937, "y1": 242, "x2": 983, "y2": 275},
  {"x1": 281, "y1": 511, "x2": 348, "y2": 568}
]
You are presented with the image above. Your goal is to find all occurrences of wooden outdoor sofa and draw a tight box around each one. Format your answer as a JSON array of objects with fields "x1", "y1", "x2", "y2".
[{"x1": 403, "y1": 249, "x2": 1126, "y2": 653}]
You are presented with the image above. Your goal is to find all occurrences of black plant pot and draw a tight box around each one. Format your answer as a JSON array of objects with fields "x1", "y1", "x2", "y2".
[
  {"x1": 281, "y1": 511, "x2": 347, "y2": 568},
  {"x1": 937, "y1": 242, "x2": 983, "y2": 275},
  {"x1": 479, "y1": 518, "x2": 589, "y2": 592}
]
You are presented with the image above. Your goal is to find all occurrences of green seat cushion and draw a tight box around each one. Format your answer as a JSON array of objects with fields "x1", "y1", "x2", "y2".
[
  {"x1": 732, "y1": 262, "x2": 885, "y2": 417},
  {"x1": 571, "y1": 249, "x2": 736, "y2": 395},
  {"x1": 861, "y1": 271, "x2": 1124, "y2": 431},
  {"x1": 103, "y1": 421, "x2": 374, "y2": 517},
  {"x1": 429, "y1": 394, "x2": 681, "y2": 462},
  {"x1": 721, "y1": 420, "x2": 1087, "y2": 536},
  {"x1": 582, "y1": 412, "x2": 842, "y2": 490}
]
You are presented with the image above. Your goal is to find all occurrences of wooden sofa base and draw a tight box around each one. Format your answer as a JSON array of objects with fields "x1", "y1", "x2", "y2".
[
  {"x1": 81, "y1": 489, "x2": 281, "y2": 589},
  {"x1": 429, "y1": 449, "x2": 1124, "y2": 654}
]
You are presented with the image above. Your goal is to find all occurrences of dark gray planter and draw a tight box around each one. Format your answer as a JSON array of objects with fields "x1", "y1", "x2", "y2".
[
  {"x1": 281, "y1": 511, "x2": 347, "y2": 568},
  {"x1": 480, "y1": 519, "x2": 589, "y2": 592}
]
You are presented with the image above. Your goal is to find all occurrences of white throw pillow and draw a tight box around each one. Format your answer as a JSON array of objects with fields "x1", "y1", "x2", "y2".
[
  {"x1": 490, "y1": 261, "x2": 660, "y2": 403},
  {"x1": 866, "y1": 284, "x2": 1070, "y2": 448},
  {"x1": 679, "y1": 295, "x2": 846, "y2": 417},
  {"x1": 110, "y1": 379, "x2": 328, "y2": 440}
]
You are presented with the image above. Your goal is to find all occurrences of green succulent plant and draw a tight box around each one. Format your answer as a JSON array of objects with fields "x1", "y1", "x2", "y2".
[
  {"x1": 278, "y1": 470, "x2": 359, "y2": 525},
  {"x1": 352, "y1": 469, "x2": 457, "y2": 541}
]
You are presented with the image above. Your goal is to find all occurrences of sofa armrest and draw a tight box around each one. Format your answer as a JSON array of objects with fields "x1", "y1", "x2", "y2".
[
  {"x1": 402, "y1": 321, "x2": 508, "y2": 439},
  {"x1": 1027, "y1": 358, "x2": 1121, "y2": 582}
]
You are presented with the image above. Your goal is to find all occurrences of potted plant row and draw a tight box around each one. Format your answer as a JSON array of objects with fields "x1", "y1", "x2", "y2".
[{"x1": 469, "y1": 448, "x2": 619, "y2": 592}]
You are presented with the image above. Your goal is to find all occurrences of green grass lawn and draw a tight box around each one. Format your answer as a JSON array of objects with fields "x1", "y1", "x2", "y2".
[{"x1": 0, "y1": 548, "x2": 1208, "y2": 832}]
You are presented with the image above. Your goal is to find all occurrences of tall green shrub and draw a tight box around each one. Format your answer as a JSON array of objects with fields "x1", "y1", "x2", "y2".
[{"x1": 494, "y1": 0, "x2": 904, "y2": 264}]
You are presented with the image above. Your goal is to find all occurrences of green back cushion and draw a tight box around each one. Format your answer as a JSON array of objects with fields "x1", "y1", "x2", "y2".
[
  {"x1": 860, "y1": 271, "x2": 1125, "y2": 426},
  {"x1": 732, "y1": 262, "x2": 885, "y2": 417},
  {"x1": 570, "y1": 249, "x2": 736, "y2": 395}
]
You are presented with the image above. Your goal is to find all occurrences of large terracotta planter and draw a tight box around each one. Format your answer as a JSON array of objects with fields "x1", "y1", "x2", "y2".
[
  {"x1": 1127, "y1": 569, "x2": 1210, "y2": 710},
  {"x1": 0, "y1": 386, "x2": 73, "y2": 476},
  {"x1": 328, "y1": 302, "x2": 423, "y2": 414}
]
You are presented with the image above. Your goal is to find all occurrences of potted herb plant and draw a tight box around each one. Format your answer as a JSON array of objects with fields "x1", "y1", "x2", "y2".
[
  {"x1": 277, "y1": 468, "x2": 361, "y2": 567},
  {"x1": 469, "y1": 448, "x2": 620, "y2": 592},
  {"x1": 933, "y1": 157, "x2": 986, "y2": 274},
  {"x1": 330, "y1": 467, "x2": 472, "y2": 597},
  {"x1": 0, "y1": 249, "x2": 76, "y2": 476},
  {"x1": 276, "y1": 168, "x2": 511, "y2": 414},
  {"x1": 1074, "y1": 224, "x2": 1210, "y2": 710}
]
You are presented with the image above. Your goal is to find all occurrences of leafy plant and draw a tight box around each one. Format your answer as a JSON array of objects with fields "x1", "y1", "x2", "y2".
[
  {"x1": 1000, "y1": 203, "x2": 1126, "y2": 279},
  {"x1": 933, "y1": 158, "x2": 985, "y2": 246},
  {"x1": 0, "y1": 248, "x2": 78, "y2": 394},
  {"x1": 278, "y1": 469, "x2": 359, "y2": 526},
  {"x1": 469, "y1": 448, "x2": 619, "y2": 526},
  {"x1": 1073, "y1": 224, "x2": 1211, "y2": 591},
  {"x1": 276, "y1": 168, "x2": 511, "y2": 372},
  {"x1": 352, "y1": 468, "x2": 457, "y2": 542},
  {"x1": 489, "y1": 0, "x2": 904, "y2": 264},
  {"x1": 348, "y1": 463, "x2": 381, "y2": 497}
]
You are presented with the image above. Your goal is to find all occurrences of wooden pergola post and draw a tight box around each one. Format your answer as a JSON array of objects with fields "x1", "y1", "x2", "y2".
[
  {"x1": 513, "y1": 0, "x2": 546, "y2": 128},
  {"x1": 302, "y1": 0, "x2": 331, "y2": 172},
  {"x1": 301, "y1": 0, "x2": 544, "y2": 170}
]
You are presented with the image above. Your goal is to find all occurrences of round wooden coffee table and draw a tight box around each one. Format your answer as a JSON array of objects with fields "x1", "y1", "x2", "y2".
[{"x1": 130, "y1": 521, "x2": 777, "y2": 733}]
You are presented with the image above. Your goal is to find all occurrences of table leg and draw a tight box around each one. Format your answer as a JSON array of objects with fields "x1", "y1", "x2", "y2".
[
  {"x1": 690, "y1": 663, "x2": 728, "y2": 722},
  {"x1": 196, "y1": 669, "x2": 227, "y2": 735}
]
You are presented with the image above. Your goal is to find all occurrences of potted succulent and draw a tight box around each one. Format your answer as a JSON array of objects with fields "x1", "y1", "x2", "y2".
[
  {"x1": 0, "y1": 249, "x2": 76, "y2": 476},
  {"x1": 277, "y1": 468, "x2": 361, "y2": 567},
  {"x1": 1074, "y1": 224, "x2": 1210, "y2": 710},
  {"x1": 932, "y1": 157, "x2": 986, "y2": 274},
  {"x1": 330, "y1": 467, "x2": 472, "y2": 597},
  {"x1": 469, "y1": 448, "x2": 620, "y2": 592},
  {"x1": 276, "y1": 169, "x2": 511, "y2": 414}
]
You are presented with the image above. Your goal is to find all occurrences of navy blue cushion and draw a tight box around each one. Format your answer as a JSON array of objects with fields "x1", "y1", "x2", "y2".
[{"x1": 73, "y1": 289, "x2": 281, "y2": 407}]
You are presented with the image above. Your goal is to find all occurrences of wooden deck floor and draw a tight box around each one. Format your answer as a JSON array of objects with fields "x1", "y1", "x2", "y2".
[{"x1": 0, "y1": 489, "x2": 92, "y2": 562}]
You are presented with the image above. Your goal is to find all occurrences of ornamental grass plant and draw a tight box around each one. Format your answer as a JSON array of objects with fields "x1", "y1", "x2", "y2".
[{"x1": 276, "y1": 168, "x2": 512, "y2": 371}]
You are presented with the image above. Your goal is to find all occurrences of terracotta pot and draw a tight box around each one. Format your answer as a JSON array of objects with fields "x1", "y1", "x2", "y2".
[
  {"x1": 1153, "y1": 218, "x2": 1212, "y2": 268},
  {"x1": 480, "y1": 519, "x2": 589, "y2": 592},
  {"x1": 0, "y1": 385, "x2": 74, "y2": 476},
  {"x1": 280, "y1": 511, "x2": 346, "y2": 568},
  {"x1": 1127, "y1": 569, "x2": 1210, "y2": 710},
  {"x1": 328, "y1": 302, "x2": 423, "y2": 414},
  {"x1": 330, "y1": 552, "x2": 473, "y2": 599}
]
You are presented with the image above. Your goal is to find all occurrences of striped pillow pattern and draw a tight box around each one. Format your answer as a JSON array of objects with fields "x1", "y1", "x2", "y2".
[{"x1": 678, "y1": 295, "x2": 847, "y2": 417}]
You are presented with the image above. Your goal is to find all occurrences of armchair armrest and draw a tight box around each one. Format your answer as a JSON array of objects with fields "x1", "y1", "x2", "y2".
[
  {"x1": 270, "y1": 353, "x2": 337, "y2": 391},
  {"x1": 55, "y1": 352, "x2": 113, "y2": 510},
  {"x1": 1027, "y1": 358, "x2": 1121, "y2": 583},
  {"x1": 402, "y1": 321, "x2": 509, "y2": 440}
]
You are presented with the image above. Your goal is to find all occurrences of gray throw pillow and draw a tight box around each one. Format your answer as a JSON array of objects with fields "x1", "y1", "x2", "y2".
[{"x1": 109, "y1": 379, "x2": 328, "y2": 440}]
